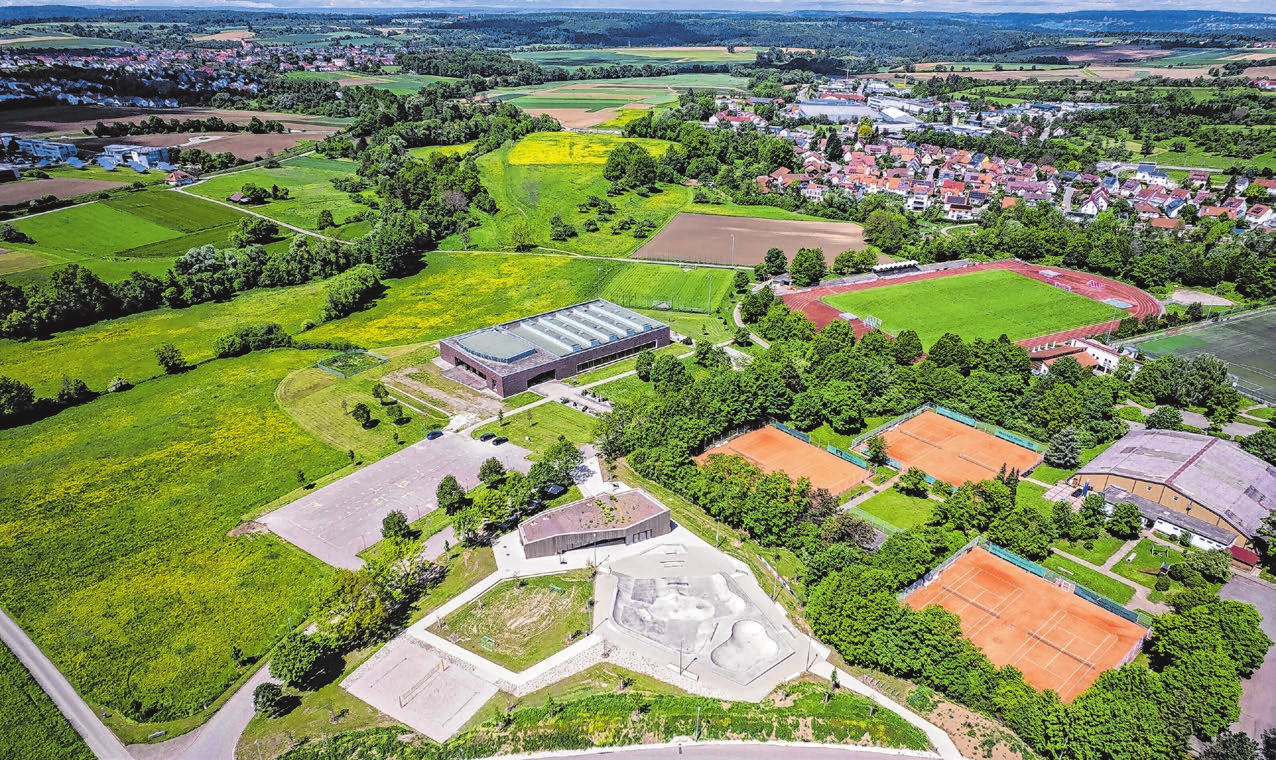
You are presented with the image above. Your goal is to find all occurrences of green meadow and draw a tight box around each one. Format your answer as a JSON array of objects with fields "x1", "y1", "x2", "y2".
[
  {"x1": 0, "y1": 190, "x2": 270, "y2": 286},
  {"x1": 453, "y1": 133, "x2": 692, "y2": 257},
  {"x1": 0, "y1": 642, "x2": 93, "y2": 760},
  {"x1": 188, "y1": 155, "x2": 372, "y2": 239},
  {"x1": 0, "y1": 350, "x2": 339, "y2": 725}
]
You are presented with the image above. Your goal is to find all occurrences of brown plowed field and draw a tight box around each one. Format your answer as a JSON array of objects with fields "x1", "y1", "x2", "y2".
[
  {"x1": 0, "y1": 177, "x2": 124, "y2": 206},
  {"x1": 906, "y1": 548, "x2": 1147, "y2": 701},
  {"x1": 0, "y1": 105, "x2": 345, "y2": 137},
  {"x1": 71, "y1": 131, "x2": 321, "y2": 159},
  {"x1": 634, "y1": 212, "x2": 864, "y2": 266}
]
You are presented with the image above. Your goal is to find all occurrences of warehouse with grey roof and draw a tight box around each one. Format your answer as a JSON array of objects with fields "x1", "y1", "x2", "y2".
[
  {"x1": 438, "y1": 299, "x2": 671, "y2": 397},
  {"x1": 1073, "y1": 428, "x2": 1275, "y2": 551}
]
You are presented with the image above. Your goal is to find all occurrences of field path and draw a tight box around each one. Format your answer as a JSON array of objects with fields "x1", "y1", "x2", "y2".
[{"x1": 0, "y1": 608, "x2": 131, "y2": 760}]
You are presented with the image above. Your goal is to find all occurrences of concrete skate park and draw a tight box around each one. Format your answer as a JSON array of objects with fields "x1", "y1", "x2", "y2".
[{"x1": 342, "y1": 504, "x2": 821, "y2": 742}]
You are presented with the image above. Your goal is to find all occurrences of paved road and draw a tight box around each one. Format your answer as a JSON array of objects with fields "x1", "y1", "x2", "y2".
[
  {"x1": 500, "y1": 742, "x2": 938, "y2": 759},
  {"x1": 128, "y1": 668, "x2": 274, "y2": 760},
  {"x1": 1221, "y1": 574, "x2": 1276, "y2": 739},
  {"x1": 0, "y1": 609, "x2": 131, "y2": 760}
]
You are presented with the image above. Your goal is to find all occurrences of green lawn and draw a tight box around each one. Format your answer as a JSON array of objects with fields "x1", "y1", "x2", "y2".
[
  {"x1": 1054, "y1": 535, "x2": 1129, "y2": 566},
  {"x1": 854, "y1": 489, "x2": 937, "y2": 531},
  {"x1": 1042, "y1": 554, "x2": 1136, "y2": 605},
  {"x1": 821, "y1": 269, "x2": 1119, "y2": 347},
  {"x1": 0, "y1": 350, "x2": 339, "y2": 727},
  {"x1": 1016, "y1": 480, "x2": 1056, "y2": 518},
  {"x1": 474, "y1": 402, "x2": 596, "y2": 456},
  {"x1": 503, "y1": 390, "x2": 543, "y2": 409},
  {"x1": 635, "y1": 309, "x2": 734, "y2": 344},
  {"x1": 0, "y1": 189, "x2": 271, "y2": 287},
  {"x1": 0, "y1": 642, "x2": 94, "y2": 760},
  {"x1": 1111, "y1": 539, "x2": 1186, "y2": 591},
  {"x1": 10, "y1": 202, "x2": 183, "y2": 256},
  {"x1": 188, "y1": 155, "x2": 370, "y2": 234},
  {"x1": 276, "y1": 347, "x2": 450, "y2": 463},
  {"x1": 429, "y1": 571, "x2": 594, "y2": 672}
]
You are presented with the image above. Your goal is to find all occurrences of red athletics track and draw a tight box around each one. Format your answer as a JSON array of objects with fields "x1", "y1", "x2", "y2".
[{"x1": 783, "y1": 260, "x2": 1162, "y2": 346}]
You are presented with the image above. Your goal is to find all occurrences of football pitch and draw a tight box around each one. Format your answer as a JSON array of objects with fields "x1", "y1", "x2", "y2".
[
  {"x1": 820, "y1": 270, "x2": 1118, "y2": 346},
  {"x1": 1132, "y1": 309, "x2": 1276, "y2": 404}
]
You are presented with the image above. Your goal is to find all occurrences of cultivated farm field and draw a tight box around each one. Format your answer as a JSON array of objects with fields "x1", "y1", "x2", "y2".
[
  {"x1": 0, "y1": 177, "x2": 125, "y2": 207},
  {"x1": 486, "y1": 74, "x2": 745, "y2": 128},
  {"x1": 0, "y1": 190, "x2": 263, "y2": 285},
  {"x1": 821, "y1": 269, "x2": 1118, "y2": 346},
  {"x1": 511, "y1": 46, "x2": 758, "y2": 68},
  {"x1": 284, "y1": 70, "x2": 454, "y2": 94},
  {"x1": 635, "y1": 212, "x2": 865, "y2": 266},
  {"x1": 0, "y1": 104, "x2": 348, "y2": 138}
]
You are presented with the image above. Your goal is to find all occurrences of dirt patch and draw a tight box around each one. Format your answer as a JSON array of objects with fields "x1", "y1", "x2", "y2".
[
  {"x1": 1050, "y1": 45, "x2": 1178, "y2": 64},
  {"x1": 926, "y1": 698, "x2": 1036, "y2": 760},
  {"x1": 635, "y1": 212, "x2": 864, "y2": 266},
  {"x1": 66, "y1": 131, "x2": 322, "y2": 160},
  {"x1": 387, "y1": 362, "x2": 503, "y2": 421},
  {"x1": 1246, "y1": 65, "x2": 1276, "y2": 79},
  {"x1": 1170, "y1": 288, "x2": 1233, "y2": 307},
  {"x1": 228, "y1": 520, "x2": 268, "y2": 538},
  {"x1": 194, "y1": 30, "x2": 255, "y2": 42},
  {"x1": 0, "y1": 177, "x2": 124, "y2": 206},
  {"x1": 0, "y1": 104, "x2": 344, "y2": 137},
  {"x1": 534, "y1": 108, "x2": 618, "y2": 128}
]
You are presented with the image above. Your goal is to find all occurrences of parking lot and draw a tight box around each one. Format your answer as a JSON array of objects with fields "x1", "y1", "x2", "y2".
[
  {"x1": 1221, "y1": 575, "x2": 1276, "y2": 737},
  {"x1": 262, "y1": 432, "x2": 532, "y2": 569}
]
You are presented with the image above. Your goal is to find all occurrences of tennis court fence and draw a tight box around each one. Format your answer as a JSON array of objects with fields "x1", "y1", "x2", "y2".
[
  {"x1": 982, "y1": 539, "x2": 1152, "y2": 628},
  {"x1": 772, "y1": 422, "x2": 811, "y2": 444}
]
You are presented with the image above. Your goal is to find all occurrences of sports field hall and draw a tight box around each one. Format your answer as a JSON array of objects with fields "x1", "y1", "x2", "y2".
[
  {"x1": 880, "y1": 410, "x2": 1041, "y2": 485},
  {"x1": 697, "y1": 426, "x2": 869, "y2": 495},
  {"x1": 905, "y1": 548, "x2": 1147, "y2": 701}
]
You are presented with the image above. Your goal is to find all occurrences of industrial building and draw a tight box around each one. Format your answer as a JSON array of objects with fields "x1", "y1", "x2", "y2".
[
  {"x1": 518, "y1": 489, "x2": 672, "y2": 559},
  {"x1": 1074, "y1": 428, "x2": 1274, "y2": 551},
  {"x1": 439, "y1": 299, "x2": 671, "y2": 397}
]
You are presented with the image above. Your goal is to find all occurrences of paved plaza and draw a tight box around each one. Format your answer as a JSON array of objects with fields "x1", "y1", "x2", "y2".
[{"x1": 262, "y1": 432, "x2": 531, "y2": 569}]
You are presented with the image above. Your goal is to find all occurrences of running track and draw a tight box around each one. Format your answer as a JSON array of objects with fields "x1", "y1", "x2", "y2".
[{"x1": 783, "y1": 260, "x2": 1162, "y2": 347}]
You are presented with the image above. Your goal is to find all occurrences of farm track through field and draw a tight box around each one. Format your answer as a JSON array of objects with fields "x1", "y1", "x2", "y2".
[{"x1": 784, "y1": 260, "x2": 1161, "y2": 345}]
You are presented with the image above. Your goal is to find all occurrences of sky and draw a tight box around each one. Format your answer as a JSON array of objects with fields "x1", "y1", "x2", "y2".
[{"x1": 21, "y1": 0, "x2": 1276, "y2": 13}]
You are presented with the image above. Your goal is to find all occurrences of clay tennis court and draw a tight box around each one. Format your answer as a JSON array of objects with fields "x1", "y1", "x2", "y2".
[
  {"x1": 906, "y1": 549, "x2": 1147, "y2": 701},
  {"x1": 697, "y1": 426, "x2": 869, "y2": 495},
  {"x1": 881, "y1": 411, "x2": 1041, "y2": 485}
]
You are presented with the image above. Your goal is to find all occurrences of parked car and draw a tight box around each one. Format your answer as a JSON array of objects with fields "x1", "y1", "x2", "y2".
[
  {"x1": 479, "y1": 432, "x2": 496, "y2": 441},
  {"x1": 427, "y1": 430, "x2": 444, "y2": 440},
  {"x1": 491, "y1": 436, "x2": 509, "y2": 446}
]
